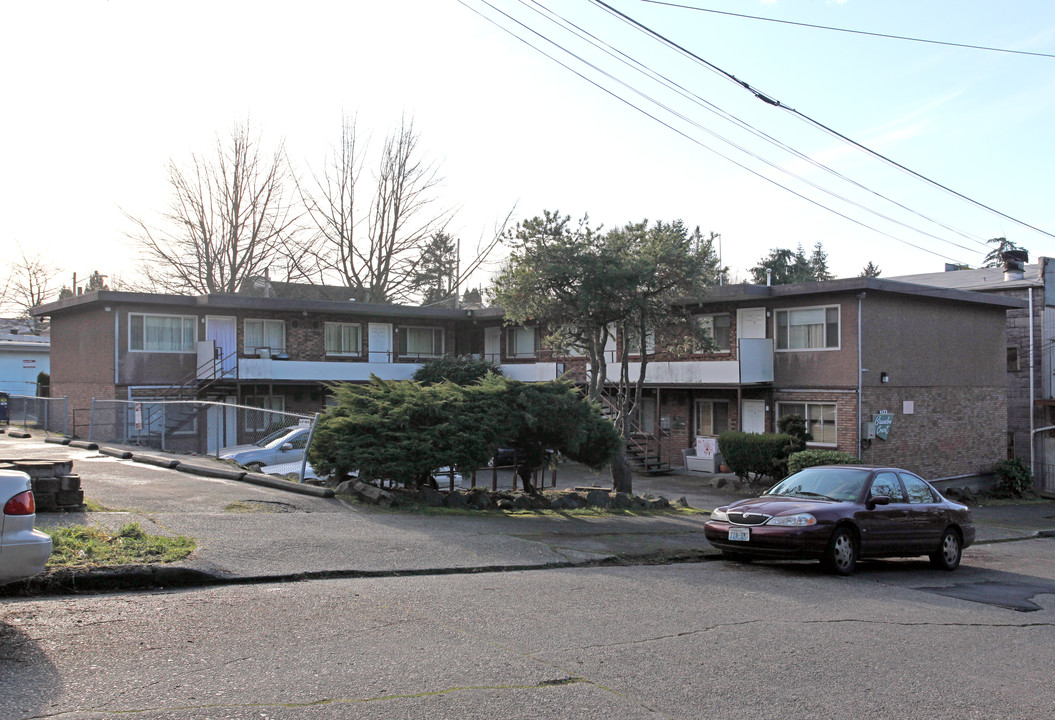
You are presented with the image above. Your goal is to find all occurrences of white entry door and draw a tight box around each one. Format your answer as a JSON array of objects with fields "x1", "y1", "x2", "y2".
[
  {"x1": 206, "y1": 316, "x2": 237, "y2": 376},
  {"x1": 369, "y1": 323, "x2": 393, "y2": 363},
  {"x1": 742, "y1": 399, "x2": 766, "y2": 434},
  {"x1": 484, "y1": 326, "x2": 501, "y2": 364},
  {"x1": 737, "y1": 307, "x2": 767, "y2": 339},
  {"x1": 207, "y1": 396, "x2": 238, "y2": 454}
]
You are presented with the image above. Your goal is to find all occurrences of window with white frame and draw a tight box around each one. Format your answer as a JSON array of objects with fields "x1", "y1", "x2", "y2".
[
  {"x1": 244, "y1": 319, "x2": 286, "y2": 354},
  {"x1": 398, "y1": 326, "x2": 445, "y2": 358},
  {"x1": 505, "y1": 326, "x2": 539, "y2": 359},
  {"x1": 694, "y1": 400, "x2": 729, "y2": 436},
  {"x1": 695, "y1": 314, "x2": 731, "y2": 352},
  {"x1": 129, "y1": 314, "x2": 197, "y2": 353},
  {"x1": 244, "y1": 395, "x2": 285, "y2": 432},
  {"x1": 325, "y1": 322, "x2": 362, "y2": 356},
  {"x1": 778, "y1": 402, "x2": 837, "y2": 445},
  {"x1": 775, "y1": 306, "x2": 840, "y2": 351}
]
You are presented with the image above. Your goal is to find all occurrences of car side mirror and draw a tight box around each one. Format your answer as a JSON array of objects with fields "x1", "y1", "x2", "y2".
[
  {"x1": 280, "y1": 443, "x2": 294, "y2": 452},
  {"x1": 867, "y1": 495, "x2": 891, "y2": 510}
]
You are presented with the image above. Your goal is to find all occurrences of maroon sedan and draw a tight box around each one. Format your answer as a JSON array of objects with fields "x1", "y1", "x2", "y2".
[{"x1": 704, "y1": 465, "x2": 975, "y2": 575}]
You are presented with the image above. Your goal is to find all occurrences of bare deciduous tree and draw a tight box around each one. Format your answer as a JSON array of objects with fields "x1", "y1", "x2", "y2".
[
  {"x1": 3, "y1": 244, "x2": 61, "y2": 330},
  {"x1": 127, "y1": 123, "x2": 298, "y2": 294},
  {"x1": 297, "y1": 115, "x2": 455, "y2": 303}
]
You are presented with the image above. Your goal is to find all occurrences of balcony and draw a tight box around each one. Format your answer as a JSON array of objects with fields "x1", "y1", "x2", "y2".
[{"x1": 598, "y1": 338, "x2": 774, "y2": 386}]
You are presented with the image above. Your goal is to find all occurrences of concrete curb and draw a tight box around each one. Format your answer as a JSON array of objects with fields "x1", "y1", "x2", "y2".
[
  {"x1": 239, "y1": 471, "x2": 335, "y2": 498},
  {"x1": 100, "y1": 447, "x2": 134, "y2": 459},
  {"x1": 7, "y1": 430, "x2": 32, "y2": 439},
  {"x1": 69, "y1": 440, "x2": 99, "y2": 450},
  {"x1": 176, "y1": 463, "x2": 247, "y2": 481},
  {"x1": 132, "y1": 454, "x2": 181, "y2": 469},
  {"x1": 44, "y1": 437, "x2": 71, "y2": 446}
]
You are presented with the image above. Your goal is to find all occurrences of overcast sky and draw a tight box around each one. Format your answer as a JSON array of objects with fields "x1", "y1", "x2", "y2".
[{"x1": 2, "y1": 0, "x2": 1053, "y2": 301}]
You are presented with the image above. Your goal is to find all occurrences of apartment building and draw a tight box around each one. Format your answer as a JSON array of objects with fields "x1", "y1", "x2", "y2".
[{"x1": 33, "y1": 276, "x2": 1023, "y2": 481}]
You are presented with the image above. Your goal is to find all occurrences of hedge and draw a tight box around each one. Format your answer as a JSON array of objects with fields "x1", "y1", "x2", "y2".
[
  {"x1": 718, "y1": 431, "x2": 793, "y2": 483},
  {"x1": 787, "y1": 449, "x2": 861, "y2": 475}
]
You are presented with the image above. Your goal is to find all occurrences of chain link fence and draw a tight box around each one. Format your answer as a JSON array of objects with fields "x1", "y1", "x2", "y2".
[
  {"x1": 88, "y1": 399, "x2": 317, "y2": 472},
  {"x1": 4, "y1": 394, "x2": 69, "y2": 436}
]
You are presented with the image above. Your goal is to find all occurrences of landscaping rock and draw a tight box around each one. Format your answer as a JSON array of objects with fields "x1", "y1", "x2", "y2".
[
  {"x1": 496, "y1": 498, "x2": 514, "y2": 510},
  {"x1": 674, "y1": 496, "x2": 690, "y2": 508},
  {"x1": 563, "y1": 492, "x2": 587, "y2": 509},
  {"x1": 586, "y1": 489, "x2": 611, "y2": 508},
  {"x1": 709, "y1": 477, "x2": 727, "y2": 489},
  {"x1": 611, "y1": 492, "x2": 633, "y2": 509},
  {"x1": 349, "y1": 481, "x2": 398, "y2": 507},
  {"x1": 419, "y1": 486, "x2": 445, "y2": 507},
  {"x1": 468, "y1": 489, "x2": 494, "y2": 510},
  {"x1": 335, "y1": 480, "x2": 357, "y2": 495},
  {"x1": 512, "y1": 494, "x2": 536, "y2": 510},
  {"x1": 631, "y1": 495, "x2": 650, "y2": 510},
  {"x1": 445, "y1": 491, "x2": 468, "y2": 508}
]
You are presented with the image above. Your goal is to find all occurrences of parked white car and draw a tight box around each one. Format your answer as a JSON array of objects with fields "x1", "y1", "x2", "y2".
[
  {"x1": 1, "y1": 470, "x2": 52, "y2": 586},
  {"x1": 219, "y1": 426, "x2": 312, "y2": 470}
]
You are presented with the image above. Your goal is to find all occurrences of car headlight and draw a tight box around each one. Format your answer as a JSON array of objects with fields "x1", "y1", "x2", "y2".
[
  {"x1": 709, "y1": 508, "x2": 729, "y2": 522},
  {"x1": 767, "y1": 513, "x2": 816, "y2": 527}
]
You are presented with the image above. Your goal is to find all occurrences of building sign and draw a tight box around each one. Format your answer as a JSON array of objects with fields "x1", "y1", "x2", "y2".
[
  {"x1": 22, "y1": 359, "x2": 36, "y2": 369},
  {"x1": 134, "y1": 402, "x2": 143, "y2": 431},
  {"x1": 873, "y1": 413, "x2": 894, "y2": 440}
]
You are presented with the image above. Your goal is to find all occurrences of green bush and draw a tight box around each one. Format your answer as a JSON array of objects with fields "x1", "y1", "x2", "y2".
[
  {"x1": 787, "y1": 449, "x2": 861, "y2": 475},
  {"x1": 412, "y1": 355, "x2": 501, "y2": 386},
  {"x1": 992, "y1": 457, "x2": 1034, "y2": 497},
  {"x1": 718, "y1": 431, "x2": 793, "y2": 484}
]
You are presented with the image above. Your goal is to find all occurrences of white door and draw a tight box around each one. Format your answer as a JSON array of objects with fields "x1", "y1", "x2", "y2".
[
  {"x1": 737, "y1": 307, "x2": 767, "y2": 339},
  {"x1": 368, "y1": 323, "x2": 393, "y2": 363},
  {"x1": 207, "y1": 396, "x2": 238, "y2": 454},
  {"x1": 742, "y1": 399, "x2": 766, "y2": 434},
  {"x1": 206, "y1": 316, "x2": 237, "y2": 376},
  {"x1": 484, "y1": 326, "x2": 501, "y2": 363}
]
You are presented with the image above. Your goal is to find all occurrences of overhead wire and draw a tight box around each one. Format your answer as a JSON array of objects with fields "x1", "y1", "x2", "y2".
[
  {"x1": 592, "y1": 0, "x2": 1055, "y2": 241},
  {"x1": 638, "y1": 0, "x2": 1055, "y2": 60},
  {"x1": 458, "y1": 0, "x2": 968, "y2": 264},
  {"x1": 520, "y1": 0, "x2": 985, "y2": 253}
]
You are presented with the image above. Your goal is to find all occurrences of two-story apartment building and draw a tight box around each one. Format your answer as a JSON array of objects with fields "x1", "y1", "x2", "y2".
[{"x1": 33, "y1": 276, "x2": 1023, "y2": 482}]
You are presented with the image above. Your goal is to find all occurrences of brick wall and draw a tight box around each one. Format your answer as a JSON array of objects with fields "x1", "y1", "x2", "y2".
[
  {"x1": 770, "y1": 390, "x2": 859, "y2": 454},
  {"x1": 861, "y1": 385, "x2": 1007, "y2": 479},
  {"x1": 52, "y1": 381, "x2": 119, "y2": 439}
]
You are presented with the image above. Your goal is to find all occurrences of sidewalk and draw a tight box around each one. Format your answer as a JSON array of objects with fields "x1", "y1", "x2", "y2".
[{"x1": 4, "y1": 432, "x2": 1054, "y2": 595}]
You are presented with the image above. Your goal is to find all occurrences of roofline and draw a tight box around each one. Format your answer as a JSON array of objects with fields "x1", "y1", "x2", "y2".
[
  {"x1": 31, "y1": 277, "x2": 1027, "y2": 320},
  {"x1": 31, "y1": 290, "x2": 472, "y2": 320}
]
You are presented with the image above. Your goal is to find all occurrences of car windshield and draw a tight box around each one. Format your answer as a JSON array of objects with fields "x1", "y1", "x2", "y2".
[
  {"x1": 766, "y1": 467, "x2": 871, "y2": 502},
  {"x1": 255, "y1": 426, "x2": 300, "y2": 447}
]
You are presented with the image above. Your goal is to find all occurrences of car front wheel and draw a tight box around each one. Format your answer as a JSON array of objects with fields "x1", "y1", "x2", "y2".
[
  {"x1": 822, "y1": 527, "x2": 858, "y2": 576},
  {"x1": 929, "y1": 528, "x2": 962, "y2": 571}
]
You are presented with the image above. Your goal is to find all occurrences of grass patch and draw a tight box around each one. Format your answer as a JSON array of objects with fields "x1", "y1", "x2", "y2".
[
  {"x1": 46, "y1": 523, "x2": 195, "y2": 569},
  {"x1": 83, "y1": 498, "x2": 119, "y2": 512}
]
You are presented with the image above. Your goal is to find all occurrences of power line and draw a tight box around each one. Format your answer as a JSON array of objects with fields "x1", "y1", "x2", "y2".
[
  {"x1": 520, "y1": 0, "x2": 985, "y2": 253},
  {"x1": 593, "y1": 0, "x2": 1055, "y2": 241},
  {"x1": 638, "y1": 0, "x2": 1055, "y2": 60},
  {"x1": 459, "y1": 0, "x2": 968, "y2": 265}
]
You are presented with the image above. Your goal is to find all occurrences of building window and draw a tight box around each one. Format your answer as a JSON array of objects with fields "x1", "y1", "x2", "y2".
[
  {"x1": 505, "y1": 326, "x2": 539, "y2": 359},
  {"x1": 244, "y1": 319, "x2": 286, "y2": 355},
  {"x1": 778, "y1": 402, "x2": 837, "y2": 446},
  {"x1": 776, "y1": 306, "x2": 839, "y2": 351},
  {"x1": 129, "y1": 314, "x2": 197, "y2": 353},
  {"x1": 695, "y1": 314, "x2": 731, "y2": 352},
  {"x1": 244, "y1": 395, "x2": 285, "y2": 432},
  {"x1": 695, "y1": 400, "x2": 729, "y2": 436},
  {"x1": 1007, "y1": 346, "x2": 1020, "y2": 372},
  {"x1": 398, "y1": 326, "x2": 445, "y2": 358},
  {"x1": 325, "y1": 323, "x2": 362, "y2": 356}
]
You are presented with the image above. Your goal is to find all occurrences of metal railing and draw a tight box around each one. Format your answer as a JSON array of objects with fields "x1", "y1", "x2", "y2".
[{"x1": 4, "y1": 394, "x2": 69, "y2": 436}]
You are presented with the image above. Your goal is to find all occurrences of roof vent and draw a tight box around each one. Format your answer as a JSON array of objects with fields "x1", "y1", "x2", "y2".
[{"x1": 1002, "y1": 249, "x2": 1028, "y2": 281}]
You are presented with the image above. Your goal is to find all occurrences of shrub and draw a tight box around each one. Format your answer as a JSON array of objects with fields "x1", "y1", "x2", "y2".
[
  {"x1": 992, "y1": 457, "x2": 1034, "y2": 498},
  {"x1": 718, "y1": 431, "x2": 793, "y2": 484},
  {"x1": 412, "y1": 355, "x2": 501, "y2": 386},
  {"x1": 787, "y1": 449, "x2": 861, "y2": 475}
]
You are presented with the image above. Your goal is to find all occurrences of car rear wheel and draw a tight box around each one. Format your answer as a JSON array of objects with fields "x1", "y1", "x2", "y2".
[
  {"x1": 929, "y1": 528, "x2": 962, "y2": 571},
  {"x1": 822, "y1": 527, "x2": 858, "y2": 576}
]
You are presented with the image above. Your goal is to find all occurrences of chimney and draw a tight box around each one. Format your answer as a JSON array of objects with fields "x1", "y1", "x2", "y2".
[
  {"x1": 1002, "y1": 249, "x2": 1028, "y2": 281},
  {"x1": 766, "y1": 268, "x2": 772, "y2": 286}
]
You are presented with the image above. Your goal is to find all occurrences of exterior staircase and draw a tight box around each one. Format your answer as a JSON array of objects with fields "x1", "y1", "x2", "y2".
[{"x1": 598, "y1": 394, "x2": 672, "y2": 476}]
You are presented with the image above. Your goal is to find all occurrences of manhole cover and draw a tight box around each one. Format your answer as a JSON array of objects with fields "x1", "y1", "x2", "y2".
[{"x1": 917, "y1": 580, "x2": 1055, "y2": 612}]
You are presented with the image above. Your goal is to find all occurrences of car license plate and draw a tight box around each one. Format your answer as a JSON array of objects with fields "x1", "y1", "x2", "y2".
[{"x1": 728, "y1": 527, "x2": 750, "y2": 542}]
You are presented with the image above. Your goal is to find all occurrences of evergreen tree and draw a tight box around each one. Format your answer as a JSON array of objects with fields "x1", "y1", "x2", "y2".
[{"x1": 859, "y1": 261, "x2": 881, "y2": 278}]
